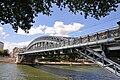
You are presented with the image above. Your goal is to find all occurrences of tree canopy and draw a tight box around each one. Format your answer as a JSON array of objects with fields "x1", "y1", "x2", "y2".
[
  {"x1": 0, "y1": 50, "x2": 9, "y2": 56},
  {"x1": 0, "y1": 0, "x2": 119, "y2": 33}
]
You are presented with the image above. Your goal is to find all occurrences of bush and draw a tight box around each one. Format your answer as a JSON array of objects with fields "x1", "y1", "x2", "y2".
[{"x1": 0, "y1": 50, "x2": 9, "y2": 57}]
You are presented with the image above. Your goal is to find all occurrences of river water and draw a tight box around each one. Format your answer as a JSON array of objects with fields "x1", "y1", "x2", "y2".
[{"x1": 0, "y1": 63, "x2": 120, "y2": 80}]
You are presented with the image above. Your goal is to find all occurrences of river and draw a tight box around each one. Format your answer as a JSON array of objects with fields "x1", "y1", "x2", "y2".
[{"x1": 0, "y1": 63, "x2": 120, "y2": 80}]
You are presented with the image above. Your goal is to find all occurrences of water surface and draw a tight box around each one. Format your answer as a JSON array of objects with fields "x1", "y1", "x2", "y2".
[
  {"x1": 37, "y1": 65, "x2": 120, "y2": 80},
  {"x1": 0, "y1": 63, "x2": 67, "y2": 80},
  {"x1": 0, "y1": 63, "x2": 120, "y2": 80}
]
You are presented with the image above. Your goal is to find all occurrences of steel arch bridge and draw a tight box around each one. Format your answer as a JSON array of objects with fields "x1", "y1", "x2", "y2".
[
  {"x1": 17, "y1": 26, "x2": 120, "y2": 77},
  {"x1": 26, "y1": 36, "x2": 78, "y2": 52}
]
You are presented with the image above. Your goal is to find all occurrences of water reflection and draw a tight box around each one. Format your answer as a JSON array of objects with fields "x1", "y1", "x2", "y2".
[
  {"x1": 18, "y1": 64, "x2": 67, "y2": 80},
  {"x1": 0, "y1": 63, "x2": 120, "y2": 80},
  {"x1": 36, "y1": 65, "x2": 120, "y2": 80},
  {"x1": 0, "y1": 63, "x2": 67, "y2": 80},
  {"x1": 0, "y1": 63, "x2": 25, "y2": 80}
]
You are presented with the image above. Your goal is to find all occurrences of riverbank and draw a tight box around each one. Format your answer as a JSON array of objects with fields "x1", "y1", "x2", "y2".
[
  {"x1": 0, "y1": 57, "x2": 16, "y2": 63},
  {"x1": 0, "y1": 57, "x2": 95, "y2": 66},
  {"x1": 37, "y1": 61, "x2": 95, "y2": 66}
]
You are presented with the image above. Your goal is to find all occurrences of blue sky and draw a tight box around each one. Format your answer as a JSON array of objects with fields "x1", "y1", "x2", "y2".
[{"x1": 0, "y1": 4, "x2": 120, "y2": 51}]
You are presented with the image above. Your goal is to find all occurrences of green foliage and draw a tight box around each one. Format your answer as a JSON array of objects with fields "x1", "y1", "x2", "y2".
[
  {"x1": 0, "y1": 50, "x2": 9, "y2": 56},
  {"x1": 44, "y1": 54, "x2": 83, "y2": 62},
  {"x1": 0, "y1": 0, "x2": 119, "y2": 32}
]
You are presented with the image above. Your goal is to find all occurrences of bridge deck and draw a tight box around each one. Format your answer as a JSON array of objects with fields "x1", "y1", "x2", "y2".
[{"x1": 23, "y1": 37, "x2": 119, "y2": 54}]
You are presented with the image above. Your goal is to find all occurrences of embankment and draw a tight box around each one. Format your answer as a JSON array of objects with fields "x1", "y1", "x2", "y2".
[{"x1": 0, "y1": 57, "x2": 16, "y2": 63}]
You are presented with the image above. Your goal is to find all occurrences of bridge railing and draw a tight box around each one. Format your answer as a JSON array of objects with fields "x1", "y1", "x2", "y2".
[
  {"x1": 58, "y1": 27, "x2": 120, "y2": 47},
  {"x1": 73, "y1": 27, "x2": 120, "y2": 45}
]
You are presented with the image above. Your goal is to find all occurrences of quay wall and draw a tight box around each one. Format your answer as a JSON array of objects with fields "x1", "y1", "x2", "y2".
[{"x1": 0, "y1": 57, "x2": 16, "y2": 63}]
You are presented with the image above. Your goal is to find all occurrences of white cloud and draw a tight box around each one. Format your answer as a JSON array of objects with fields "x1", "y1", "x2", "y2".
[
  {"x1": 17, "y1": 27, "x2": 43, "y2": 35},
  {"x1": 44, "y1": 21, "x2": 84, "y2": 36},
  {"x1": 0, "y1": 27, "x2": 8, "y2": 38},
  {"x1": 17, "y1": 21, "x2": 84, "y2": 37},
  {"x1": 4, "y1": 41, "x2": 31, "y2": 52},
  {"x1": 44, "y1": 26, "x2": 55, "y2": 34}
]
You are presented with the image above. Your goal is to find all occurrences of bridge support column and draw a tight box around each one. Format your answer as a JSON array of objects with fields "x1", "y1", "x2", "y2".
[
  {"x1": 100, "y1": 44, "x2": 109, "y2": 58},
  {"x1": 16, "y1": 54, "x2": 19, "y2": 63},
  {"x1": 16, "y1": 54, "x2": 36, "y2": 65},
  {"x1": 16, "y1": 54, "x2": 24, "y2": 64}
]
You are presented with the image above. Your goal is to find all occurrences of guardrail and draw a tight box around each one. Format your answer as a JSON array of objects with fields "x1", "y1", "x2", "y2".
[
  {"x1": 74, "y1": 27, "x2": 120, "y2": 44},
  {"x1": 58, "y1": 27, "x2": 120, "y2": 47}
]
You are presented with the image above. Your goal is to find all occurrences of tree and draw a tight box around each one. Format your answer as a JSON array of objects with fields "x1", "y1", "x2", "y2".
[
  {"x1": 0, "y1": 50, "x2": 9, "y2": 57},
  {"x1": 0, "y1": 0, "x2": 119, "y2": 33}
]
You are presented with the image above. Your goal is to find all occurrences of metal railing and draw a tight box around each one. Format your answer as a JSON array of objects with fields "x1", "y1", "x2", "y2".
[
  {"x1": 74, "y1": 27, "x2": 120, "y2": 44},
  {"x1": 57, "y1": 27, "x2": 120, "y2": 47}
]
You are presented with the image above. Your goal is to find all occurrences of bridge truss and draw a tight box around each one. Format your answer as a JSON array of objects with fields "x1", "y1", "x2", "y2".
[{"x1": 17, "y1": 26, "x2": 120, "y2": 77}]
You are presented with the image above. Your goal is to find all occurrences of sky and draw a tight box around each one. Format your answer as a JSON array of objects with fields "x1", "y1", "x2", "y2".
[{"x1": 0, "y1": 4, "x2": 120, "y2": 52}]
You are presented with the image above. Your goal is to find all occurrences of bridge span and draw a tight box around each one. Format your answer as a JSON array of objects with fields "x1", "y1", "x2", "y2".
[{"x1": 16, "y1": 25, "x2": 120, "y2": 76}]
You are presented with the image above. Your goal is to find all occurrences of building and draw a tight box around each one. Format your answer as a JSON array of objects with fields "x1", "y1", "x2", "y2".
[
  {"x1": 12, "y1": 47, "x2": 19, "y2": 57},
  {"x1": 0, "y1": 42, "x2": 4, "y2": 50},
  {"x1": 12, "y1": 47, "x2": 26, "y2": 57}
]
